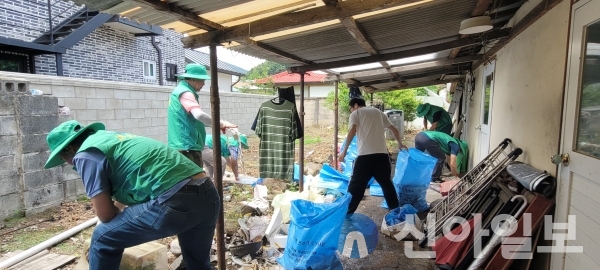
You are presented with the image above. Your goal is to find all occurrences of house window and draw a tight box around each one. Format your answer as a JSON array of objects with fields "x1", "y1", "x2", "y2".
[
  {"x1": 0, "y1": 53, "x2": 27, "y2": 73},
  {"x1": 143, "y1": 60, "x2": 156, "y2": 80},
  {"x1": 165, "y1": 63, "x2": 177, "y2": 82}
]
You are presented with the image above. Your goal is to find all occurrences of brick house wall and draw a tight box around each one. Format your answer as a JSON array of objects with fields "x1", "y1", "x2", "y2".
[{"x1": 0, "y1": 0, "x2": 185, "y2": 87}]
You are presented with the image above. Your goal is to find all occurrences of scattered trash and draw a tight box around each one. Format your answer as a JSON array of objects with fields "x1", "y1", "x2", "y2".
[
  {"x1": 381, "y1": 205, "x2": 423, "y2": 241},
  {"x1": 58, "y1": 106, "x2": 71, "y2": 115},
  {"x1": 229, "y1": 241, "x2": 262, "y2": 257},
  {"x1": 30, "y1": 89, "x2": 43, "y2": 95}
]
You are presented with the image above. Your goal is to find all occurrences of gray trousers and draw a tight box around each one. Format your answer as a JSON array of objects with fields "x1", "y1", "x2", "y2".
[
  {"x1": 414, "y1": 132, "x2": 446, "y2": 181},
  {"x1": 201, "y1": 148, "x2": 226, "y2": 179}
]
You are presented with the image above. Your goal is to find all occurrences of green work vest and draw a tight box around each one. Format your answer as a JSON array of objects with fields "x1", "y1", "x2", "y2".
[
  {"x1": 206, "y1": 134, "x2": 231, "y2": 158},
  {"x1": 423, "y1": 131, "x2": 469, "y2": 173},
  {"x1": 167, "y1": 81, "x2": 206, "y2": 151},
  {"x1": 78, "y1": 131, "x2": 203, "y2": 205},
  {"x1": 425, "y1": 105, "x2": 452, "y2": 132}
]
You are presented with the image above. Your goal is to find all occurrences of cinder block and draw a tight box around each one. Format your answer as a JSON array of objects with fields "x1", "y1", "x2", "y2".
[
  {"x1": 75, "y1": 87, "x2": 96, "y2": 98},
  {"x1": 18, "y1": 115, "x2": 59, "y2": 134},
  {"x1": 130, "y1": 110, "x2": 144, "y2": 119},
  {"x1": 23, "y1": 183, "x2": 63, "y2": 209},
  {"x1": 62, "y1": 98, "x2": 87, "y2": 110},
  {"x1": 22, "y1": 152, "x2": 51, "y2": 172},
  {"x1": 21, "y1": 133, "x2": 49, "y2": 153},
  {"x1": 23, "y1": 166, "x2": 62, "y2": 190},
  {"x1": 100, "y1": 109, "x2": 115, "y2": 120},
  {"x1": 95, "y1": 89, "x2": 114, "y2": 99},
  {"x1": 64, "y1": 179, "x2": 85, "y2": 200},
  {"x1": 104, "y1": 119, "x2": 124, "y2": 130},
  {"x1": 86, "y1": 99, "x2": 106, "y2": 110},
  {"x1": 114, "y1": 109, "x2": 131, "y2": 119},
  {"x1": 119, "y1": 242, "x2": 168, "y2": 270},
  {"x1": 144, "y1": 109, "x2": 157, "y2": 118},
  {"x1": 151, "y1": 117, "x2": 165, "y2": 126},
  {"x1": 123, "y1": 100, "x2": 138, "y2": 109},
  {"x1": 76, "y1": 110, "x2": 98, "y2": 121},
  {"x1": 105, "y1": 99, "x2": 123, "y2": 109},
  {"x1": 0, "y1": 135, "x2": 18, "y2": 155},
  {"x1": 114, "y1": 90, "x2": 130, "y2": 100},
  {"x1": 0, "y1": 193, "x2": 23, "y2": 220},
  {"x1": 0, "y1": 116, "x2": 18, "y2": 135},
  {"x1": 62, "y1": 164, "x2": 80, "y2": 181},
  {"x1": 51, "y1": 85, "x2": 75, "y2": 97},
  {"x1": 0, "y1": 170, "x2": 20, "y2": 196},
  {"x1": 0, "y1": 96, "x2": 15, "y2": 116},
  {"x1": 130, "y1": 91, "x2": 145, "y2": 100},
  {"x1": 144, "y1": 92, "x2": 157, "y2": 100},
  {"x1": 138, "y1": 100, "x2": 152, "y2": 109}
]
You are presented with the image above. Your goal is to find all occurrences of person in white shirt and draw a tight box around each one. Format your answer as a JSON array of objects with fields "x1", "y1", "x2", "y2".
[{"x1": 339, "y1": 97, "x2": 407, "y2": 214}]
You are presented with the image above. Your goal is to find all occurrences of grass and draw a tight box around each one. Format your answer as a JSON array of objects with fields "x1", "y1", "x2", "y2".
[{"x1": 295, "y1": 135, "x2": 322, "y2": 145}]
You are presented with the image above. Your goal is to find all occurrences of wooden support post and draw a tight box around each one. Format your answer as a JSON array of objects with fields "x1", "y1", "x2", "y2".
[
  {"x1": 333, "y1": 80, "x2": 339, "y2": 169},
  {"x1": 209, "y1": 43, "x2": 226, "y2": 270},
  {"x1": 299, "y1": 73, "x2": 305, "y2": 191}
]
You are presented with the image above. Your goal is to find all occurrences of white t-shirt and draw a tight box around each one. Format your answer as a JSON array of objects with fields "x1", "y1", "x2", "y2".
[{"x1": 349, "y1": 107, "x2": 393, "y2": 156}]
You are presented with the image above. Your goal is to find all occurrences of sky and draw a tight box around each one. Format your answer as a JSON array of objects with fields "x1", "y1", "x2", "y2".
[{"x1": 195, "y1": 46, "x2": 265, "y2": 71}]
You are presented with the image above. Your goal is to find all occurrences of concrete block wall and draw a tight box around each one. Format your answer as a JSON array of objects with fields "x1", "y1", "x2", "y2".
[
  {"x1": 296, "y1": 98, "x2": 334, "y2": 127},
  {"x1": 0, "y1": 76, "x2": 69, "y2": 219}
]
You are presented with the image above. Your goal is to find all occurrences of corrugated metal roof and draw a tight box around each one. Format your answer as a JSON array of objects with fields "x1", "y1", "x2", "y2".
[{"x1": 184, "y1": 49, "x2": 248, "y2": 76}]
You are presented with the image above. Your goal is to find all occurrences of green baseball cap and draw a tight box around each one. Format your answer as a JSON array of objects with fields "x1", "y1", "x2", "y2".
[
  {"x1": 177, "y1": 63, "x2": 211, "y2": 80},
  {"x1": 44, "y1": 120, "x2": 105, "y2": 169}
]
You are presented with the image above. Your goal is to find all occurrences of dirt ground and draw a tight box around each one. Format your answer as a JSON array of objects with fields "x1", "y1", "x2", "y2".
[{"x1": 0, "y1": 125, "x2": 422, "y2": 270}]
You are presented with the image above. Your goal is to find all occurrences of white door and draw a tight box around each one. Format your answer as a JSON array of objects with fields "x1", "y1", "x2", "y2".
[
  {"x1": 477, "y1": 61, "x2": 495, "y2": 162},
  {"x1": 553, "y1": 0, "x2": 600, "y2": 269}
]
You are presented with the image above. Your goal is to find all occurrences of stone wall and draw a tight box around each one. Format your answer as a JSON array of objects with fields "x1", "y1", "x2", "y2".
[{"x1": 295, "y1": 97, "x2": 334, "y2": 127}]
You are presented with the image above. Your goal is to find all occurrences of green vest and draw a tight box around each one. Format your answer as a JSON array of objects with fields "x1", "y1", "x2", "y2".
[
  {"x1": 78, "y1": 131, "x2": 203, "y2": 205},
  {"x1": 425, "y1": 105, "x2": 452, "y2": 132},
  {"x1": 167, "y1": 81, "x2": 206, "y2": 151},
  {"x1": 423, "y1": 131, "x2": 469, "y2": 173},
  {"x1": 206, "y1": 134, "x2": 231, "y2": 158}
]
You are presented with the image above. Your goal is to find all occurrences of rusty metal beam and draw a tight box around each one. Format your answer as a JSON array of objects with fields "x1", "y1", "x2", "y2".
[
  {"x1": 349, "y1": 69, "x2": 457, "y2": 87},
  {"x1": 291, "y1": 29, "x2": 507, "y2": 73},
  {"x1": 328, "y1": 55, "x2": 480, "y2": 81},
  {"x1": 183, "y1": 0, "x2": 428, "y2": 48},
  {"x1": 240, "y1": 39, "x2": 315, "y2": 65},
  {"x1": 130, "y1": 0, "x2": 224, "y2": 31}
]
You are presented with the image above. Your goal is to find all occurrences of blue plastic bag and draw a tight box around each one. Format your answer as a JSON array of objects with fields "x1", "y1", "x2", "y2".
[
  {"x1": 369, "y1": 181, "x2": 383, "y2": 197},
  {"x1": 381, "y1": 149, "x2": 437, "y2": 211},
  {"x1": 278, "y1": 194, "x2": 352, "y2": 270},
  {"x1": 340, "y1": 136, "x2": 358, "y2": 178},
  {"x1": 384, "y1": 204, "x2": 419, "y2": 226},
  {"x1": 293, "y1": 163, "x2": 300, "y2": 183},
  {"x1": 315, "y1": 164, "x2": 349, "y2": 193}
]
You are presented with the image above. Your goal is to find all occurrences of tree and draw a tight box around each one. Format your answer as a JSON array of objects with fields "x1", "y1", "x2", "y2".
[
  {"x1": 243, "y1": 61, "x2": 287, "y2": 81},
  {"x1": 324, "y1": 82, "x2": 351, "y2": 125},
  {"x1": 375, "y1": 89, "x2": 420, "y2": 122}
]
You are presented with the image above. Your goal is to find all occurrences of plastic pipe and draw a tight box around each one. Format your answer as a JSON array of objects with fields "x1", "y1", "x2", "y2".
[{"x1": 0, "y1": 217, "x2": 98, "y2": 269}]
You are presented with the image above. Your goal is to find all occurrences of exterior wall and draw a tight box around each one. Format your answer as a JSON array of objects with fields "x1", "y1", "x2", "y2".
[
  {"x1": 276, "y1": 84, "x2": 334, "y2": 97},
  {"x1": 295, "y1": 98, "x2": 334, "y2": 127},
  {"x1": 199, "y1": 72, "x2": 234, "y2": 92},
  {"x1": 0, "y1": 0, "x2": 185, "y2": 87},
  {"x1": 465, "y1": 0, "x2": 569, "y2": 174}
]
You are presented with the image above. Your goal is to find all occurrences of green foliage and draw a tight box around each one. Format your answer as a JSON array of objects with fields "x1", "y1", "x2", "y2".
[
  {"x1": 238, "y1": 61, "x2": 287, "y2": 95},
  {"x1": 582, "y1": 83, "x2": 600, "y2": 108},
  {"x1": 375, "y1": 89, "x2": 420, "y2": 122},
  {"x1": 324, "y1": 82, "x2": 351, "y2": 125}
]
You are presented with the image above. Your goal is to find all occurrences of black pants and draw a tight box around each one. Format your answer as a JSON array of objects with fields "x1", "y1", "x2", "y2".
[
  {"x1": 414, "y1": 132, "x2": 446, "y2": 181},
  {"x1": 347, "y1": 153, "x2": 399, "y2": 213}
]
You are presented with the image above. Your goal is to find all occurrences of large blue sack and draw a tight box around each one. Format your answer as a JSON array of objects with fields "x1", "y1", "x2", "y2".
[
  {"x1": 339, "y1": 136, "x2": 358, "y2": 178},
  {"x1": 381, "y1": 149, "x2": 437, "y2": 211},
  {"x1": 278, "y1": 194, "x2": 352, "y2": 270},
  {"x1": 316, "y1": 164, "x2": 349, "y2": 193}
]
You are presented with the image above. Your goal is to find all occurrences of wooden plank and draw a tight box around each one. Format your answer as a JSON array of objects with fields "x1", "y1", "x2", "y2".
[
  {"x1": 473, "y1": 0, "x2": 565, "y2": 69},
  {"x1": 327, "y1": 55, "x2": 480, "y2": 81},
  {"x1": 322, "y1": 0, "x2": 338, "y2": 5},
  {"x1": 218, "y1": 0, "x2": 316, "y2": 24},
  {"x1": 183, "y1": 0, "x2": 430, "y2": 48},
  {"x1": 130, "y1": 0, "x2": 224, "y2": 31},
  {"x1": 340, "y1": 17, "x2": 378, "y2": 55},
  {"x1": 289, "y1": 29, "x2": 508, "y2": 73},
  {"x1": 241, "y1": 39, "x2": 314, "y2": 65},
  {"x1": 9, "y1": 253, "x2": 76, "y2": 270}
]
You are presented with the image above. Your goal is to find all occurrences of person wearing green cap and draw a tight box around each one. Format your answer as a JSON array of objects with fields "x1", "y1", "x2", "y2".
[
  {"x1": 44, "y1": 120, "x2": 219, "y2": 270},
  {"x1": 204, "y1": 133, "x2": 250, "y2": 180},
  {"x1": 416, "y1": 103, "x2": 453, "y2": 135},
  {"x1": 414, "y1": 130, "x2": 469, "y2": 182},
  {"x1": 168, "y1": 63, "x2": 237, "y2": 167}
]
